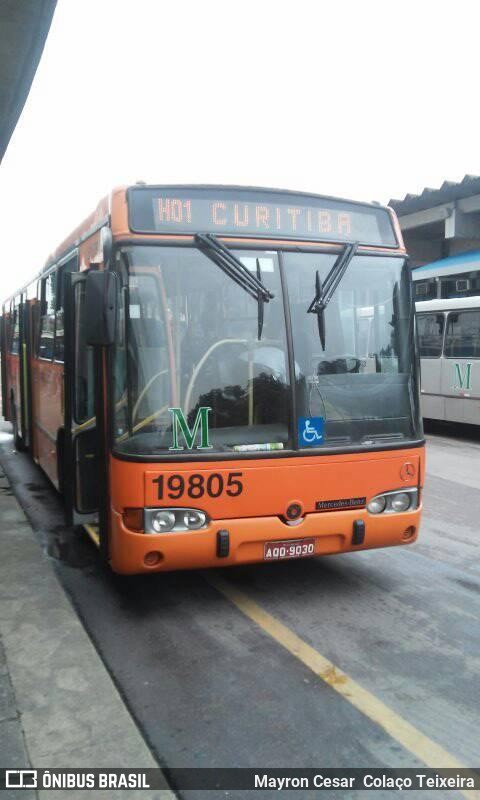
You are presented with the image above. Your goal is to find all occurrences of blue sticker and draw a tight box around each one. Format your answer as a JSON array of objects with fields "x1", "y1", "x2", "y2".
[{"x1": 298, "y1": 416, "x2": 324, "y2": 447}]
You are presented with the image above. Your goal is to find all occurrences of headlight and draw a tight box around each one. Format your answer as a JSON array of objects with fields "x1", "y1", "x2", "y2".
[
  {"x1": 151, "y1": 510, "x2": 176, "y2": 532},
  {"x1": 367, "y1": 489, "x2": 418, "y2": 515},
  {"x1": 390, "y1": 493, "x2": 411, "y2": 513},
  {"x1": 183, "y1": 510, "x2": 207, "y2": 530},
  {"x1": 143, "y1": 507, "x2": 209, "y2": 534},
  {"x1": 367, "y1": 496, "x2": 387, "y2": 514}
]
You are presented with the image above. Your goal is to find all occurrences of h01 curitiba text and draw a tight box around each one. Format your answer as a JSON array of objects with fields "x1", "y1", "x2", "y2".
[{"x1": 255, "y1": 773, "x2": 477, "y2": 790}]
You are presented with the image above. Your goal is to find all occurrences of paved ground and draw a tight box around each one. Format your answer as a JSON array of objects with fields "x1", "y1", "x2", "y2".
[
  {"x1": 0, "y1": 420, "x2": 479, "y2": 799},
  {"x1": 0, "y1": 421, "x2": 173, "y2": 800}
]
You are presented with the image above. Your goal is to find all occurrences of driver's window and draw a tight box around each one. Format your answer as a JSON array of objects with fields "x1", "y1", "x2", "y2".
[{"x1": 128, "y1": 273, "x2": 168, "y2": 426}]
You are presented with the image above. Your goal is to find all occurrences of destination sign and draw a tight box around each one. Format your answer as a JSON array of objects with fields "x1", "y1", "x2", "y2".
[{"x1": 128, "y1": 187, "x2": 398, "y2": 246}]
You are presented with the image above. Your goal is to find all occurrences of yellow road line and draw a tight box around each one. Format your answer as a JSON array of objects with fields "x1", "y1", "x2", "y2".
[{"x1": 207, "y1": 574, "x2": 479, "y2": 800}]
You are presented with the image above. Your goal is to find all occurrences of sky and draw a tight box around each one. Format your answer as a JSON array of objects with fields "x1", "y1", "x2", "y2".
[{"x1": 1, "y1": 0, "x2": 479, "y2": 299}]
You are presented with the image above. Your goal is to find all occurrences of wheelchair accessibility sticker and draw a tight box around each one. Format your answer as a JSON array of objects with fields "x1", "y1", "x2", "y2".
[{"x1": 298, "y1": 416, "x2": 324, "y2": 447}]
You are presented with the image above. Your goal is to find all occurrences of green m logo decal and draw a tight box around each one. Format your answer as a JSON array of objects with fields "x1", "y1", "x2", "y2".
[
  {"x1": 453, "y1": 362, "x2": 472, "y2": 391},
  {"x1": 168, "y1": 407, "x2": 212, "y2": 451}
]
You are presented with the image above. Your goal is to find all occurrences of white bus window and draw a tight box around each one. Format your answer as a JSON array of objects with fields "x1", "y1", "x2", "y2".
[
  {"x1": 417, "y1": 313, "x2": 444, "y2": 358},
  {"x1": 444, "y1": 310, "x2": 480, "y2": 359}
]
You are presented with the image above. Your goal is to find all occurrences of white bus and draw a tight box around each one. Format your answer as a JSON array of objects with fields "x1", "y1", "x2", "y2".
[{"x1": 416, "y1": 296, "x2": 480, "y2": 425}]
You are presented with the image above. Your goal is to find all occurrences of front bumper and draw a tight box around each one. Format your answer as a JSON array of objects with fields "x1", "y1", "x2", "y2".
[{"x1": 108, "y1": 505, "x2": 421, "y2": 574}]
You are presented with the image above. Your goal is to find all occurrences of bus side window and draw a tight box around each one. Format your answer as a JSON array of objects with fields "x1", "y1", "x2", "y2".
[
  {"x1": 444, "y1": 310, "x2": 480, "y2": 358},
  {"x1": 417, "y1": 313, "x2": 444, "y2": 358},
  {"x1": 38, "y1": 272, "x2": 56, "y2": 359},
  {"x1": 54, "y1": 258, "x2": 77, "y2": 363},
  {"x1": 10, "y1": 297, "x2": 21, "y2": 354}
]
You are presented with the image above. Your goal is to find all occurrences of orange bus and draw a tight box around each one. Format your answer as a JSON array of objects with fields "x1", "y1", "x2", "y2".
[{"x1": 1, "y1": 185, "x2": 424, "y2": 573}]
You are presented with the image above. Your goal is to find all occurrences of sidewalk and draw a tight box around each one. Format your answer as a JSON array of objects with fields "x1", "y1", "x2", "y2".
[{"x1": 0, "y1": 420, "x2": 174, "y2": 800}]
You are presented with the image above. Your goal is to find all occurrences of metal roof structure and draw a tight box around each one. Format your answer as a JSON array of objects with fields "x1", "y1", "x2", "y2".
[
  {"x1": 388, "y1": 175, "x2": 480, "y2": 268},
  {"x1": 389, "y1": 175, "x2": 480, "y2": 216},
  {"x1": 0, "y1": 0, "x2": 57, "y2": 162}
]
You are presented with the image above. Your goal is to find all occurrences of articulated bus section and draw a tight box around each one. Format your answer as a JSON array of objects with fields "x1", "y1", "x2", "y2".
[{"x1": 1, "y1": 185, "x2": 425, "y2": 574}]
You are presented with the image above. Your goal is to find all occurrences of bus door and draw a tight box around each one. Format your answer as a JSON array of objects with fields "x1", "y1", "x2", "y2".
[
  {"x1": 416, "y1": 311, "x2": 445, "y2": 421},
  {"x1": 442, "y1": 308, "x2": 480, "y2": 424},
  {"x1": 63, "y1": 271, "x2": 100, "y2": 531},
  {"x1": 19, "y1": 299, "x2": 33, "y2": 450}
]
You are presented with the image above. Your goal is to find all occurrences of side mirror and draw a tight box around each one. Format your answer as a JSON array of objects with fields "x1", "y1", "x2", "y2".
[{"x1": 85, "y1": 271, "x2": 118, "y2": 346}]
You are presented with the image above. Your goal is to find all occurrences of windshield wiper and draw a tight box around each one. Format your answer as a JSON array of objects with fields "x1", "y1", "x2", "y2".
[
  {"x1": 195, "y1": 233, "x2": 273, "y2": 340},
  {"x1": 307, "y1": 241, "x2": 358, "y2": 350}
]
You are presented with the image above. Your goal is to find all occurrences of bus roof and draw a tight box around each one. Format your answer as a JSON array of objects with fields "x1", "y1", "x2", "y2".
[
  {"x1": 416, "y1": 296, "x2": 480, "y2": 313},
  {"x1": 413, "y1": 250, "x2": 480, "y2": 280}
]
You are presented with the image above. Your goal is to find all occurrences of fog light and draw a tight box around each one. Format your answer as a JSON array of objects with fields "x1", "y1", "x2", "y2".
[
  {"x1": 390, "y1": 493, "x2": 411, "y2": 513},
  {"x1": 367, "y1": 495, "x2": 387, "y2": 514},
  {"x1": 151, "y1": 510, "x2": 176, "y2": 532},
  {"x1": 183, "y1": 510, "x2": 207, "y2": 530},
  {"x1": 144, "y1": 550, "x2": 163, "y2": 566}
]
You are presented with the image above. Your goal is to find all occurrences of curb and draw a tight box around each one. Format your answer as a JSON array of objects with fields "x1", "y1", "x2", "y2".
[{"x1": 0, "y1": 446, "x2": 175, "y2": 800}]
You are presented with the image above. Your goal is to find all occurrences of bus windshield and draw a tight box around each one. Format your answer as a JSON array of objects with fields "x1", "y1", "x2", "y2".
[{"x1": 112, "y1": 245, "x2": 418, "y2": 456}]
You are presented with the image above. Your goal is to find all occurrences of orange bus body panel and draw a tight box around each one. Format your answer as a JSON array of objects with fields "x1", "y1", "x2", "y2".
[{"x1": 108, "y1": 446, "x2": 425, "y2": 574}]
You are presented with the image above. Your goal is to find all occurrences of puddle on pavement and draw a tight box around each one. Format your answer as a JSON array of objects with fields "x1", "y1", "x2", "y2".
[
  {"x1": 46, "y1": 525, "x2": 99, "y2": 570},
  {"x1": 0, "y1": 449, "x2": 98, "y2": 571}
]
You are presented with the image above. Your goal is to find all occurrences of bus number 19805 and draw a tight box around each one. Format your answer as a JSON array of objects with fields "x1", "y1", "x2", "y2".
[{"x1": 152, "y1": 472, "x2": 243, "y2": 501}]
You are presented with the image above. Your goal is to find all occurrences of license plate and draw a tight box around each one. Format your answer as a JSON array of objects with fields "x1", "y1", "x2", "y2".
[{"x1": 264, "y1": 538, "x2": 315, "y2": 561}]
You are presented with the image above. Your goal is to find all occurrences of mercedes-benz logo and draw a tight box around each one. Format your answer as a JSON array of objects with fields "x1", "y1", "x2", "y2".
[{"x1": 400, "y1": 462, "x2": 416, "y2": 481}]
